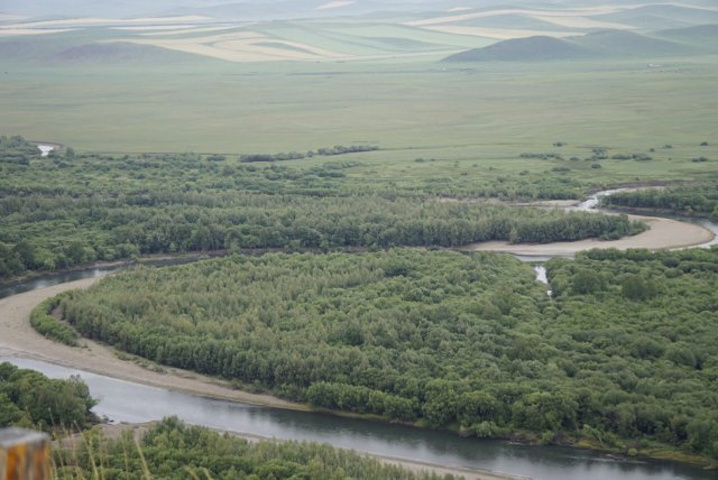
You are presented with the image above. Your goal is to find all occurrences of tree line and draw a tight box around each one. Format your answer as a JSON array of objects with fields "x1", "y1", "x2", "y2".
[
  {"x1": 601, "y1": 183, "x2": 718, "y2": 220},
  {"x1": 0, "y1": 190, "x2": 644, "y2": 281}
]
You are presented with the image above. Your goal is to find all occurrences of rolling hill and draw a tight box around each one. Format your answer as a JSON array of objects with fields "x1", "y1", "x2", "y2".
[
  {"x1": 656, "y1": 24, "x2": 718, "y2": 51},
  {"x1": 443, "y1": 29, "x2": 697, "y2": 62},
  {"x1": 51, "y1": 42, "x2": 212, "y2": 64},
  {"x1": 571, "y1": 29, "x2": 691, "y2": 57},
  {"x1": 442, "y1": 35, "x2": 592, "y2": 62},
  {"x1": 594, "y1": 4, "x2": 718, "y2": 30}
]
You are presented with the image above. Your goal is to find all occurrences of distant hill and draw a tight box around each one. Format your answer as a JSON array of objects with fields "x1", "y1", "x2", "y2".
[
  {"x1": 594, "y1": 4, "x2": 718, "y2": 30},
  {"x1": 656, "y1": 24, "x2": 718, "y2": 51},
  {"x1": 442, "y1": 35, "x2": 593, "y2": 62},
  {"x1": 0, "y1": 36, "x2": 215, "y2": 65},
  {"x1": 571, "y1": 29, "x2": 690, "y2": 57},
  {"x1": 443, "y1": 29, "x2": 695, "y2": 62},
  {"x1": 50, "y1": 42, "x2": 214, "y2": 64},
  {"x1": 450, "y1": 13, "x2": 576, "y2": 31}
]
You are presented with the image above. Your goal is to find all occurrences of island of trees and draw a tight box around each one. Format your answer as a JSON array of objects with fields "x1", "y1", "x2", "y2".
[{"x1": 51, "y1": 248, "x2": 718, "y2": 464}]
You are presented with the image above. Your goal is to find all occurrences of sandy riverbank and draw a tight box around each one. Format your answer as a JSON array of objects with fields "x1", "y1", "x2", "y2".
[
  {"x1": 0, "y1": 278, "x2": 525, "y2": 480},
  {"x1": 0, "y1": 277, "x2": 300, "y2": 410},
  {"x1": 463, "y1": 214, "x2": 715, "y2": 257}
]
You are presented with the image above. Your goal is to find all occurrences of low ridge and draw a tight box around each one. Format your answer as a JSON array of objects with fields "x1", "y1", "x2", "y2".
[
  {"x1": 443, "y1": 28, "x2": 695, "y2": 62},
  {"x1": 442, "y1": 35, "x2": 592, "y2": 62}
]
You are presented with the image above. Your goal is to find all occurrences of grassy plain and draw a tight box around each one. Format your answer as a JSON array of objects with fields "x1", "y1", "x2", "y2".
[
  {"x1": 1, "y1": 33, "x2": 717, "y2": 190},
  {"x1": 3, "y1": 62, "x2": 717, "y2": 195}
]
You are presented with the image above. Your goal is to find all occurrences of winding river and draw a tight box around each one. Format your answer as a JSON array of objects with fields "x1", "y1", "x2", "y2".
[{"x1": 1, "y1": 191, "x2": 717, "y2": 480}]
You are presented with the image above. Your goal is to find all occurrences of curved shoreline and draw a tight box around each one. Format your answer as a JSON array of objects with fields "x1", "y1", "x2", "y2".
[
  {"x1": 0, "y1": 277, "x2": 303, "y2": 411},
  {"x1": 0, "y1": 280, "x2": 522, "y2": 480},
  {"x1": 463, "y1": 212, "x2": 715, "y2": 257}
]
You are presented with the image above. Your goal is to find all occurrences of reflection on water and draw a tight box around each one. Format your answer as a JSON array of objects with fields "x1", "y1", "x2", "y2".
[
  {"x1": 0, "y1": 258, "x2": 201, "y2": 301},
  {"x1": 0, "y1": 267, "x2": 116, "y2": 300},
  {"x1": 1, "y1": 358, "x2": 714, "y2": 480}
]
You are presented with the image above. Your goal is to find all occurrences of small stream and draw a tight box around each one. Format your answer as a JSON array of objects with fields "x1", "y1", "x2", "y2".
[{"x1": 533, "y1": 265, "x2": 552, "y2": 297}]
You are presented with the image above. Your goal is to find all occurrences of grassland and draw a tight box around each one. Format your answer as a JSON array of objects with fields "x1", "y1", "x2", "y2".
[
  {"x1": 1, "y1": 2, "x2": 716, "y2": 166},
  {"x1": 1, "y1": 53, "x2": 717, "y2": 191}
]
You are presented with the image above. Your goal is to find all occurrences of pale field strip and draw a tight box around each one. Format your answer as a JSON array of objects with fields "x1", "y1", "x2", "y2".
[
  {"x1": 631, "y1": 1, "x2": 718, "y2": 12},
  {"x1": 405, "y1": 8, "x2": 622, "y2": 27},
  {"x1": 116, "y1": 30, "x2": 345, "y2": 62},
  {"x1": 0, "y1": 14, "x2": 26, "y2": 21},
  {"x1": 140, "y1": 26, "x2": 240, "y2": 36},
  {"x1": 0, "y1": 15, "x2": 212, "y2": 29},
  {"x1": 532, "y1": 15, "x2": 633, "y2": 30},
  {"x1": 112, "y1": 25, "x2": 207, "y2": 31},
  {"x1": 0, "y1": 28, "x2": 77, "y2": 36},
  {"x1": 425, "y1": 25, "x2": 583, "y2": 39},
  {"x1": 316, "y1": 0, "x2": 356, "y2": 10},
  {"x1": 114, "y1": 35, "x2": 456, "y2": 62}
]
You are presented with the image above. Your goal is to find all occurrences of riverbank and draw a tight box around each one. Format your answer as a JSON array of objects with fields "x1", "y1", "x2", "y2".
[
  {"x1": 0, "y1": 279, "x2": 524, "y2": 480},
  {"x1": 463, "y1": 213, "x2": 715, "y2": 257},
  {"x1": 0, "y1": 277, "x2": 303, "y2": 410}
]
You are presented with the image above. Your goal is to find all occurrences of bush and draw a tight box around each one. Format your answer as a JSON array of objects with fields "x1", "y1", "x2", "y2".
[{"x1": 30, "y1": 296, "x2": 78, "y2": 346}]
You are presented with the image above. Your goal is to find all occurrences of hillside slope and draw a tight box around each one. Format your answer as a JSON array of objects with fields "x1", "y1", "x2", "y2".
[
  {"x1": 443, "y1": 29, "x2": 696, "y2": 62},
  {"x1": 443, "y1": 35, "x2": 592, "y2": 62}
]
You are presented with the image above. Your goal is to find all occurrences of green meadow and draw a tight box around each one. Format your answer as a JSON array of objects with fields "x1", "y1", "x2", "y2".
[
  {"x1": 2, "y1": 51, "x2": 717, "y2": 190},
  {"x1": 0, "y1": 27, "x2": 712, "y2": 147}
]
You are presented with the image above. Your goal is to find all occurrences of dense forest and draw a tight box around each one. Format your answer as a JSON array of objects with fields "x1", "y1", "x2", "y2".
[
  {"x1": 0, "y1": 362, "x2": 97, "y2": 431},
  {"x1": 602, "y1": 184, "x2": 718, "y2": 220},
  {"x1": 56, "y1": 417, "x2": 462, "y2": 480},
  {"x1": 0, "y1": 136, "x2": 646, "y2": 282},
  {"x1": 56, "y1": 248, "x2": 718, "y2": 462}
]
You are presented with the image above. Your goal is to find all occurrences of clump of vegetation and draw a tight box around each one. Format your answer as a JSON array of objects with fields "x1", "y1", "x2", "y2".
[
  {"x1": 0, "y1": 362, "x2": 96, "y2": 431},
  {"x1": 56, "y1": 417, "x2": 459, "y2": 480},
  {"x1": 610, "y1": 153, "x2": 652, "y2": 161},
  {"x1": 519, "y1": 152, "x2": 563, "y2": 160},
  {"x1": 241, "y1": 145, "x2": 378, "y2": 163},
  {"x1": 314, "y1": 145, "x2": 379, "y2": 156},
  {"x1": 240, "y1": 151, "x2": 306, "y2": 163},
  {"x1": 586, "y1": 147, "x2": 609, "y2": 162},
  {"x1": 691, "y1": 156, "x2": 708, "y2": 163},
  {"x1": 30, "y1": 295, "x2": 78, "y2": 347},
  {"x1": 0, "y1": 135, "x2": 39, "y2": 165}
]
